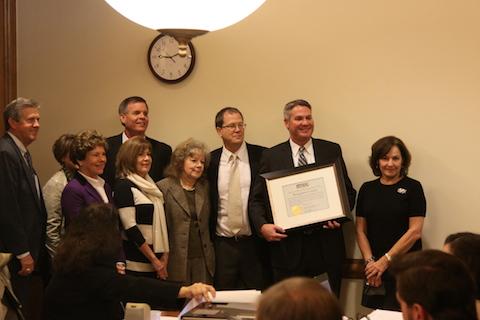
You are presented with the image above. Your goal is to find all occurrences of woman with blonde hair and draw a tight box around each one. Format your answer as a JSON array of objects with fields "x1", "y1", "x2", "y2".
[
  {"x1": 157, "y1": 138, "x2": 214, "y2": 284},
  {"x1": 114, "y1": 136, "x2": 169, "y2": 279}
]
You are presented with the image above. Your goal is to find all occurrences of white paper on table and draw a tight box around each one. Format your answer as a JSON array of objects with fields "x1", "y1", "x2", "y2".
[
  {"x1": 177, "y1": 290, "x2": 261, "y2": 318},
  {"x1": 149, "y1": 310, "x2": 178, "y2": 320},
  {"x1": 360, "y1": 309, "x2": 403, "y2": 320}
]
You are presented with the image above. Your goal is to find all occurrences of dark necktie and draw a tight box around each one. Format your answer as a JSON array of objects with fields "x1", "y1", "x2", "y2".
[
  {"x1": 298, "y1": 146, "x2": 308, "y2": 166},
  {"x1": 24, "y1": 151, "x2": 34, "y2": 169}
]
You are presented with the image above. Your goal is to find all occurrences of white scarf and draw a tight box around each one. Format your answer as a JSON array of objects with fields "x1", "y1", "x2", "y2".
[{"x1": 126, "y1": 173, "x2": 169, "y2": 253}]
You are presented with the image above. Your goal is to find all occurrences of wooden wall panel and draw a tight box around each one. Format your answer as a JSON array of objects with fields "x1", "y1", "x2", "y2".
[{"x1": 0, "y1": 0, "x2": 16, "y2": 135}]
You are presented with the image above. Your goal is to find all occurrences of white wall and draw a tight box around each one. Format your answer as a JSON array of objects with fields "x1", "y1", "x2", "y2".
[{"x1": 17, "y1": 0, "x2": 480, "y2": 316}]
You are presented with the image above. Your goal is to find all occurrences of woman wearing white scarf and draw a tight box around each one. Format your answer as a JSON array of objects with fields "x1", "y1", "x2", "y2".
[{"x1": 113, "y1": 136, "x2": 169, "y2": 279}]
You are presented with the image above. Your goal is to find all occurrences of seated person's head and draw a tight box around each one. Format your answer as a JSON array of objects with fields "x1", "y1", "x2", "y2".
[
  {"x1": 256, "y1": 277, "x2": 342, "y2": 320},
  {"x1": 443, "y1": 232, "x2": 480, "y2": 300},
  {"x1": 54, "y1": 203, "x2": 121, "y2": 274},
  {"x1": 390, "y1": 249, "x2": 476, "y2": 320}
]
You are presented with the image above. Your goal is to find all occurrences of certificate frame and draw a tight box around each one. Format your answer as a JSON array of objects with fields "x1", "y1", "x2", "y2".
[{"x1": 261, "y1": 159, "x2": 351, "y2": 230}]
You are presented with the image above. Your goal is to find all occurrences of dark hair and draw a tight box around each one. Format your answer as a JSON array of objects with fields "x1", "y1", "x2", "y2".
[
  {"x1": 369, "y1": 136, "x2": 411, "y2": 177},
  {"x1": 257, "y1": 277, "x2": 342, "y2": 320},
  {"x1": 390, "y1": 250, "x2": 477, "y2": 320},
  {"x1": 447, "y1": 233, "x2": 480, "y2": 299},
  {"x1": 164, "y1": 138, "x2": 210, "y2": 180},
  {"x1": 116, "y1": 136, "x2": 152, "y2": 178},
  {"x1": 283, "y1": 99, "x2": 311, "y2": 120},
  {"x1": 52, "y1": 134, "x2": 75, "y2": 165},
  {"x1": 4, "y1": 97, "x2": 40, "y2": 130},
  {"x1": 118, "y1": 96, "x2": 148, "y2": 115},
  {"x1": 70, "y1": 130, "x2": 107, "y2": 165},
  {"x1": 53, "y1": 203, "x2": 121, "y2": 274},
  {"x1": 214, "y1": 107, "x2": 244, "y2": 128},
  {"x1": 444, "y1": 232, "x2": 476, "y2": 245}
]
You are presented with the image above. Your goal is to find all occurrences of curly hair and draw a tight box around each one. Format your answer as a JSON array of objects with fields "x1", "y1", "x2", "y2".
[
  {"x1": 164, "y1": 138, "x2": 210, "y2": 180},
  {"x1": 369, "y1": 136, "x2": 411, "y2": 177},
  {"x1": 53, "y1": 203, "x2": 121, "y2": 274},
  {"x1": 70, "y1": 130, "x2": 107, "y2": 165},
  {"x1": 116, "y1": 136, "x2": 152, "y2": 178}
]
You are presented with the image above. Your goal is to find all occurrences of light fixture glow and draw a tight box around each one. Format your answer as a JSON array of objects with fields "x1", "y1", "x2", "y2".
[{"x1": 104, "y1": 0, "x2": 266, "y2": 32}]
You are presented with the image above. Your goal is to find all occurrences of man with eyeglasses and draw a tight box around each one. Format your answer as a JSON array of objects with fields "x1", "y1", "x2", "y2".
[
  {"x1": 103, "y1": 96, "x2": 172, "y2": 187},
  {"x1": 249, "y1": 99, "x2": 356, "y2": 297},
  {"x1": 207, "y1": 107, "x2": 268, "y2": 290}
]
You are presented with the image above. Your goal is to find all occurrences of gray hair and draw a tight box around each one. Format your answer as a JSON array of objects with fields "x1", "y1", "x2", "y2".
[
  {"x1": 118, "y1": 96, "x2": 148, "y2": 115},
  {"x1": 283, "y1": 99, "x2": 311, "y2": 120},
  {"x1": 4, "y1": 97, "x2": 40, "y2": 130}
]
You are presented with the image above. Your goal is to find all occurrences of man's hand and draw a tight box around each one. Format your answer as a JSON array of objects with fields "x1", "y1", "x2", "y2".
[
  {"x1": 18, "y1": 254, "x2": 34, "y2": 276},
  {"x1": 323, "y1": 220, "x2": 341, "y2": 229},
  {"x1": 260, "y1": 224, "x2": 287, "y2": 242},
  {"x1": 178, "y1": 283, "x2": 216, "y2": 301}
]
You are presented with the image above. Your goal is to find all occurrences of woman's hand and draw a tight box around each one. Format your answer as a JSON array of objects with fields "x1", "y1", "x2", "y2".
[
  {"x1": 365, "y1": 256, "x2": 389, "y2": 280},
  {"x1": 116, "y1": 262, "x2": 126, "y2": 275},
  {"x1": 178, "y1": 283, "x2": 216, "y2": 301},
  {"x1": 152, "y1": 258, "x2": 167, "y2": 280}
]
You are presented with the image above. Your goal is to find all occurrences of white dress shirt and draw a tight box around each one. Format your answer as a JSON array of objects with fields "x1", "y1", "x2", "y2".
[
  {"x1": 289, "y1": 138, "x2": 315, "y2": 166},
  {"x1": 216, "y1": 142, "x2": 252, "y2": 237}
]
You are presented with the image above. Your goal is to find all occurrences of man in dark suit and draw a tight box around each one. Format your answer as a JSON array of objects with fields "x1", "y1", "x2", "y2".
[
  {"x1": 103, "y1": 96, "x2": 172, "y2": 187},
  {"x1": 0, "y1": 97, "x2": 48, "y2": 319},
  {"x1": 249, "y1": 99, "x2": 356, "y2": 296},
  {"x1": 207, "y1": 107, "x2": 268, "y2": 290}
]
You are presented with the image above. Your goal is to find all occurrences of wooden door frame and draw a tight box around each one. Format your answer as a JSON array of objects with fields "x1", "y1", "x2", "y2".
[{"x1": 0, "y1": 0, "x2": 17, "y2": 135}]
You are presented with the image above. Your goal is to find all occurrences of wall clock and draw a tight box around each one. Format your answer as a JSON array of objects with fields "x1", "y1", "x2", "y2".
[{"x1": 147, "y1": 34, "x2": 196, "y2": 83}]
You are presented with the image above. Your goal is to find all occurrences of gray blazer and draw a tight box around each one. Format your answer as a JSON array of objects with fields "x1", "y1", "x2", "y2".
[{"x1": 156, "y1": 177, "x2": 214, "y2": 283}]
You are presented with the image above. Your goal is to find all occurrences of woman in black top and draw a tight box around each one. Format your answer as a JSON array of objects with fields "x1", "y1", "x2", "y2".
[
  {"x1": 356, "y1": 136, "x2": 426, "y2": 310},
  {"x1": 114, "y1": 136, "x2": 169, "y2": 279},
  {"x1": 45, "y1": 203, "x2": 214, "y2": 320}
]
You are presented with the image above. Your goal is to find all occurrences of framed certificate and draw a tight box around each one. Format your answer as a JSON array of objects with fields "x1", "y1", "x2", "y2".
[{"x1": 261, "y1": 159, "x2": 351, "y2": 230}]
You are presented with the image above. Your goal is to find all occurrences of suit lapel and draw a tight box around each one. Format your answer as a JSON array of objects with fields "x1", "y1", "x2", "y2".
[
  {"x1": 170, "y1": 181, "x2": 192, "y2": 217},
  {"x1": 6, "y1": 135, "x2": 42, "y2": 208},
  {"x1": 279, "y1": 141, "x2": 295, "y2": 168},
  {"x1": 77, "y1": 173, "x2": 104, "y2": 203}
]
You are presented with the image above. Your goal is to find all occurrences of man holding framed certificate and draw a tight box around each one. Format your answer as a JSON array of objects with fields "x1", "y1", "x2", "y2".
[{"x1": 249, "y1": 99, "x2": 356, "y2": 297}]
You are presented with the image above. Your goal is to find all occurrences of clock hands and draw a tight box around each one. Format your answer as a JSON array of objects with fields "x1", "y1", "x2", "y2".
[{"x1": 158, "y1": 53, "x2": 192, "y2": 62}]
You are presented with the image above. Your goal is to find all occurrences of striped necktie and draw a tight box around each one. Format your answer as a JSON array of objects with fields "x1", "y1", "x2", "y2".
[{"x1": 298, "y1": 146, "x2": 308, "y2": 166}]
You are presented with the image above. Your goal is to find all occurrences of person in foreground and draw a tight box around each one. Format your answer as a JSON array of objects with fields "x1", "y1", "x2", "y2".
[
  {"x1": 390, "y1": 249, "x2": 476, "y2": 320},
  {"x1": 256, "y1": 277, "x2": 342, "y2": 320},
  {"x1": 44, "y1": 203, "x2": 215, "y2": 320},
  {"x1": 443, "y1": 232, "x2": 480, "y2": 318},
  {"x1": 356, "y1": 136, "x2": 426, "y2": 310}
]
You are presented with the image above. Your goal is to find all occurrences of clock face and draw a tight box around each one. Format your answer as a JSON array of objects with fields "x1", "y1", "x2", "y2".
[{"x1": 147, "y1": 34, "x2": 196, "y2": 83}]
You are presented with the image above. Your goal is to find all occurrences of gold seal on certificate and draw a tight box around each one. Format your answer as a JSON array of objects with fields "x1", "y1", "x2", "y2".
[{"x1": 262, "y1": 159, "x2": 351, "y2": 230}]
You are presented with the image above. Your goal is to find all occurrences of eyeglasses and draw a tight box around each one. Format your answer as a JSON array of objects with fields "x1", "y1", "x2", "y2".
[{"x1": 221, "y1": 123, "x2": 246, "y2": 130}]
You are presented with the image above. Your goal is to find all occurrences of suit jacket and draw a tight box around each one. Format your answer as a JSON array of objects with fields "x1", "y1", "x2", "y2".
[
  {"x1": 61, "y1": 172, "x2": 113, "y2": 227},
  {"x1": 0, "y1": 134, "x2": 47, "y2": 271},
  {"x1": 207, "y1": 143, "x2": 266, "y2": 237},
  {"x1": 249, "y1": 138, "x2": 356, "y2": 270},
  {"x1": 103, "y1": 133, "x2": 172, "y2": 187},
  {"x1": 44, "y1": 258, "x2": 182, "y2": 320},
  {"x1": 156, "y1": 177, "x2": 215, "y2": 283}
]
